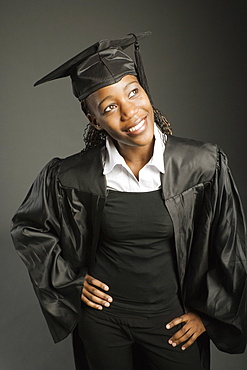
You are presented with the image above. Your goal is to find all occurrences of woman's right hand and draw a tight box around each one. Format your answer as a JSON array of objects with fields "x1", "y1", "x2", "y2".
[{"x1": 81, "y1": 274, "x2": 113, "y2": 310}]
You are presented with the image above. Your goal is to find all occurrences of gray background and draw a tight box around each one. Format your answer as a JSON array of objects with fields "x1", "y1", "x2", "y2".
[{"x1": 1, "y1": 0, "x2": 246, "y2": 369}]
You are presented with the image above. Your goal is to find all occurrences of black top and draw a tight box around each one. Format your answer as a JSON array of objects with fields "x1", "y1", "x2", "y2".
[{"x1": 92, "y1": 190, "x2": 182, "y2": 315}]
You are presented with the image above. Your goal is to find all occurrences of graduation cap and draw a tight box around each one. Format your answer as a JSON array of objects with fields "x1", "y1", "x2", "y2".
[{"x1": 34, "y1": 31, "x2": 152, "y2": 101}]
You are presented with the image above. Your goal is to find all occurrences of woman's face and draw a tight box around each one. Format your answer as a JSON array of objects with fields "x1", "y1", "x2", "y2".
[{"x1": 86, "y1": 75, "x2": 154, "y2": 153}]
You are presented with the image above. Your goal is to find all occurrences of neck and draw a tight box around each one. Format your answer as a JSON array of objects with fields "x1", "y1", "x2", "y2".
[{"x1": 116, "y1": 138, "x2": 155, "y2": 179}]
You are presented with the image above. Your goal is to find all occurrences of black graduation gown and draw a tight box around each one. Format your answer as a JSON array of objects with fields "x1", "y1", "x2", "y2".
[{"x1": 11, "y1": 135, "x2": 247, "y2": 369}]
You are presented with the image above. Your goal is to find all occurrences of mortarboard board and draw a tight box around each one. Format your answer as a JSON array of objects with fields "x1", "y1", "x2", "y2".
[{"x1": 34, "y1": 31, "x2": 151, "y2": 101}]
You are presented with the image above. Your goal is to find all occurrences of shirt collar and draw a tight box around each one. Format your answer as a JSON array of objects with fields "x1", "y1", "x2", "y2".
[{"x1": 103, "y1": 124, "x2": 166, "y2": 175}]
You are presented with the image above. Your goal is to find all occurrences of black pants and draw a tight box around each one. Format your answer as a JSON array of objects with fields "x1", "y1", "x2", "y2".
[{"x1": 77, "y1": 307, "x2": 203, "y2": 370}]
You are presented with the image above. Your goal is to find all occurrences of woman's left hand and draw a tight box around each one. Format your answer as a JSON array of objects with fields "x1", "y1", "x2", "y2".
[{"x1": 166, "y1": 312, "x2": 206, "y2": 350}]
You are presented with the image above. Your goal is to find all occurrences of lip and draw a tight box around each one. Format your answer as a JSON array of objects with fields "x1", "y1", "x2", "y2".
[{"x1": 125, "y1": 117, "x2": 147, "y2": 135}]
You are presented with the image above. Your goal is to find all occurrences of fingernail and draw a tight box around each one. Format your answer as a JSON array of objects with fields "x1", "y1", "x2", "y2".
[
  {"x1": 181, "y1": 346, "x2": 185, "y2": 351},
  {"x1": 168, "y1": 340, "x2": 173, "y2": 344},
  {"x1": 172, "y1": 343, "x2": 177, "y2": 347},
  {"x1": 97, "y1": 306, "x2": 103, "y2": 310},
  {"x1": 105, "y1": 302, "x2": 110, "y2": 307},
  {"x1": 108, "y1": 297, "x2": 113, "y2": 302},
  {"x1": 166, "y1": 324, "x2": 170, "y2": 329},
  {"x1": 104, "y1": 285, "x2": 109, "y2": 291}
]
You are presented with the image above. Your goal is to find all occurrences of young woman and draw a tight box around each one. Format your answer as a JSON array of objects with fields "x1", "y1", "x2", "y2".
[{"x1": 11, "y1": 32, "x2": 246, "y2": 370}]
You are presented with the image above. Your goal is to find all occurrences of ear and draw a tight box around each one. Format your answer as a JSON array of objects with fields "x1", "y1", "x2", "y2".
[{"x1": 87, "y1": 113, "x2": 102, "y2": 131}]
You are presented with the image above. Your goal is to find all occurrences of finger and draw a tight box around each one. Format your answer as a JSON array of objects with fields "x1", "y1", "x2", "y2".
[
  {"x1": 83, "y1": 281, "x2": 113, "y2": 302},
  {"x1": 169, "y1": 327, "x2": 194, "y2": 347},
  {"x1": 181, "y1": 333, "x2": 198, "y2": 350},
  {"x1": 85, "y1": 274, "x2": 109, "y2": 291},
  {"x1": 81, "y1": 293, "x2": 103, "y2": 310},
  {"x1": 169, "y1": 323, "x2": 190, "y2": 342},
  {"x1": 82, "y1": 286, "x2": 113, "y2": 306},
  {"x1": 166, "y1": 314, "x2": 188, "y2": 329}
]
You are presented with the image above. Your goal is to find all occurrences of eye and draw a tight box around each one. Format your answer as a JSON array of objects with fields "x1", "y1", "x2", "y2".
[
  {"x1": 129, "y1": 88, "x2": 139, "y2": 98},
  {"x1": 104, "y1": 104, "x2": 117, "y2": 113}
]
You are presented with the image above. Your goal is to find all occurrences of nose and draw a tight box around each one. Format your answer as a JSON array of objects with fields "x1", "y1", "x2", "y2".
[{"x1": 120, "y1": 99, "x2": 139, "y2": 121}]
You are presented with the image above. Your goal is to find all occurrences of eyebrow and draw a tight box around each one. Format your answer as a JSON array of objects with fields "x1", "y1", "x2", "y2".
[
  {"x1": 98, "y1": 95, "x2": 114, "y2": 109},
  {"x1": 98, "y1": 80, "x2": 137, "y2": 109}
]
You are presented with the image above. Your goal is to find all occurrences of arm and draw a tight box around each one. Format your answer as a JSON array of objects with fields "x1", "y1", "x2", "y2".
[
  {"x1": 184, "y1": 149, "x2": 247, "y2": 353},
  {"x1": 11, "y1": 158, "x2": 85, "y2": 343}
]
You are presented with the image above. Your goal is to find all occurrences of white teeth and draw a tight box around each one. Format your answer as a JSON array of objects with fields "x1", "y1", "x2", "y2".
[{"x1": 128, "y1": 119, "x2": 145, "y2": 132}]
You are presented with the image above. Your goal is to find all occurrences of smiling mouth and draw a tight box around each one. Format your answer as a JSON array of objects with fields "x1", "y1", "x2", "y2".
[{"x1": 127, "y1": 118, "x2": 145, "y2": 132}]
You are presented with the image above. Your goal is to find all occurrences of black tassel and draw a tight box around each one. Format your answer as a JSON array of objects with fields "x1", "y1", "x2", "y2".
[{"x1": 129, "y1": 33, "x2": 153, "y2": 105}]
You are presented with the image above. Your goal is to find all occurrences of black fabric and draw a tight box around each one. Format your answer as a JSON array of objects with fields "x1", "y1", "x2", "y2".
[
  {"x1": 33, "y1": 32, "x2": 151, "y2": 100},
  {"x1": 72, "y1": 323, "x2": 152, "y2": 370},
  {"x1": 72, "y1": 325, "x2": 90, "y2": 370},
  {"x1": 77, "y1": 306, "x2": 203, "y2": 370},
  {"x1": 10, "y1": 135, "x2": 247, "y2": 369},
  {"x1": 93, "y1": 190, "x2": 181, "y2": 315}
]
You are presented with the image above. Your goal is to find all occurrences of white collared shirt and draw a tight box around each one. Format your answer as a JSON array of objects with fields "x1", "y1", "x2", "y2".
[{"x1": 102, "y1": 124, "x2": 166, "y2": 192}]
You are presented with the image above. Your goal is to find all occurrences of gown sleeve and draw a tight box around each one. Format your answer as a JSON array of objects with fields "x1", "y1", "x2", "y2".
[
  {"x1": 185, "y1": 149, "x2": 247, "y2": 353},
  {"x1": 11, "y1": 158, "x2": 85, "y2": 343}
]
